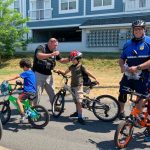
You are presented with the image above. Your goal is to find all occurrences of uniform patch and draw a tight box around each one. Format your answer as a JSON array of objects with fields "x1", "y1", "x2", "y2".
[{"x1": 140, "y1": 46, "x2": 144, "y2": 50}]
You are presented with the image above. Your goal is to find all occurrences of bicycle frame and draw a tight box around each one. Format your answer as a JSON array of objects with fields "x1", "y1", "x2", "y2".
[
  {"x1": 123, "y1": 86, "x2": 150, "y2": 128},
  {"x1": 57, "y1": 76, "x2": 96, "y2": 104},
  {"x1": 7, "y1": 95, "x2": 32, "y2": 113},
  {"x1": 1, "y1": 83, "x2": 38, "y2": 119},
  {"x1": 55, "y1": 71, "x2": 100, "y2": 108}
]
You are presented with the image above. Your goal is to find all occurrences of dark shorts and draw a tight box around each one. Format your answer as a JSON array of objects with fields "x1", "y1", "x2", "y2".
[
  {"x1": 19, "y1": 92, "x2": 36, "y2": 101},
  {"x1": 119, "y1": 74, "x2": 148, "y2": 95}
]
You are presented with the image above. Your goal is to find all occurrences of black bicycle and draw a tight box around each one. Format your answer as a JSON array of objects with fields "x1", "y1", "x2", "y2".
[{"x1": 52, "y1": 71, "x2": 120, "y2": 122}]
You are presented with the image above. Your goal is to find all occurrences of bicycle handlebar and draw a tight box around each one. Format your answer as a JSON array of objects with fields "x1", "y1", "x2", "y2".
[{"x1": 53, "y1": 70, "x2": 71, "y2": 79}]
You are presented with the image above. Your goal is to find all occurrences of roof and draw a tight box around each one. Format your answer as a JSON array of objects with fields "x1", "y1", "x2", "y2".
[{"x1": 80, "y1": 15, "x2": 150, "y2": 27}]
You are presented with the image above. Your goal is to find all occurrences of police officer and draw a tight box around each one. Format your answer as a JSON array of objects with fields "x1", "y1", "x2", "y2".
[
  {"x1": 32, "y1": 38, "x2": 69, "y2": 107},
  {"x1": 118, "y1": 20, "x2": 150, "y2": 119}
]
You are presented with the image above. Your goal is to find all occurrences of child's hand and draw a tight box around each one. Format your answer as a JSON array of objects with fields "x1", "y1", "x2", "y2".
[
  {"x1": 95, "y1": 80, "x2": 99, "y2": 85},
  {"x1": 53, "y1": 69, "x2": 62, "y2": 74}
]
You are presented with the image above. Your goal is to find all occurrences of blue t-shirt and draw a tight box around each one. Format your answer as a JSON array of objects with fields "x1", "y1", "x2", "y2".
[
  {"x1": 20, "y1": 70, "x2": 36, "y2": 93},
  {"x1": 120, "y1": 35, "x2": 150, "y2": 67}
]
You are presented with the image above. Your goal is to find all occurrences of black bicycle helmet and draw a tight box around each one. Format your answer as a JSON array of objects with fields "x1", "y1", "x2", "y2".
[{"x1": 132, "y1": 20, "x2": 146, "y2": 29}]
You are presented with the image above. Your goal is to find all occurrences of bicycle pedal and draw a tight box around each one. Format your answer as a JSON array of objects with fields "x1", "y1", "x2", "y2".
[{"x1": 69, "y1": 117, "x2": 88, "y2": 120}]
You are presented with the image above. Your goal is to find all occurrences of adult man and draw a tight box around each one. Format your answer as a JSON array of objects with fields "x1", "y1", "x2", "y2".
[
  {"x1": 32, "y1": 38, "x2": 69, "y2": 107},
  {"x1": 118, "y1": 20, "x2": 150, "y2": 120},
  {"x1": 128, "y1": 52, "x2": 150, "y2": 142}
]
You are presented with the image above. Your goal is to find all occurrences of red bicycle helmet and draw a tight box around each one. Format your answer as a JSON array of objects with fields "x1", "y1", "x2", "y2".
[{"x1": 69, "y1": 50, "x2": 82, "y2": 61}]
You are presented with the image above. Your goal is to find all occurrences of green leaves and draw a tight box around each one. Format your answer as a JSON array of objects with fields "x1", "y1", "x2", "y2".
[{"x1": 0, "y1": 0, "x2": 29, "y2": 62}]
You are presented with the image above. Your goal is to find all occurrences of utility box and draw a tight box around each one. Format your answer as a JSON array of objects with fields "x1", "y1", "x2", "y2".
[{"x1": 118, "y1": 32, "x2": 127, "y2": 50}]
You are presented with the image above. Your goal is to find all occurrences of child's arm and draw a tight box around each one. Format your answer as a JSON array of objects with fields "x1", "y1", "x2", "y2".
[
  {"x1": 7, "y1": 75, "x2": 20, "y2": 82},
  {"x1": 54, "y1": 68, "x2": 70, "y2": 75},
  {"x1": 85, "y1": 69, "x2": 99, "y2": 84}
]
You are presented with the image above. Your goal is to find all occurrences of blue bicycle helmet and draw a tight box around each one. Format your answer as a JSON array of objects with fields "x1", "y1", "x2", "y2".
[{"x1": 0, "y1": 81, "x2": 9, "y2": 95}]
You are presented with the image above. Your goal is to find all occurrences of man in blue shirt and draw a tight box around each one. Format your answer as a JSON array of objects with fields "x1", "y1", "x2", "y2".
[
  {"x1": 8, "y1": 58, "x2": 36, "y2": 123},
  {"x1": 118, "y1": 20, "x2": 150, "y2": 120}
]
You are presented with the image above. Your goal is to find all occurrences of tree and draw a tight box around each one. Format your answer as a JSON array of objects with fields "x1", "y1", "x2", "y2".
[{"x1": 0, "y1": 0, "x2": 29, "y2": 63}]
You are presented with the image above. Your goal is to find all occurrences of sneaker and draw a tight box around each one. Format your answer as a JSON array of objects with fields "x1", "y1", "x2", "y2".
[
  {"x1": 70, "y1": 112, "x2": 78, "y2": 118},
  {"x1": 144, "y1": 135, "x2": 150, "y2": 142},
  {"x1": 78, "y1": 117, "x2": 85, "y2": 125},
  {"x1": 143, "y1": 127, "x2": 150, "y2": 137},
  {"x1": 20, "y1": 114, "x2": 26, "y2": 123},
  {"x1": 118, "y1": 112, "x2": 126, "y2": 120}
]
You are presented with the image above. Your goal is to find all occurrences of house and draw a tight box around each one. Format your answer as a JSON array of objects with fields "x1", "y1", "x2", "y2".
[{"x1": 15, "y1": 0, "x2": 150, "y2": 52}]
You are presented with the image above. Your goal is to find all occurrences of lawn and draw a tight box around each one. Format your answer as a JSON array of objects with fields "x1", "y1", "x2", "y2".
[{"x1": 0, "y1": 52, "x2": 122, "y2": 98}]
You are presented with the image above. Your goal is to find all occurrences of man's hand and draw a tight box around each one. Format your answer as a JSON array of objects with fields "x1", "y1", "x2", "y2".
[
  {"x1": 128, "y1": 66, "x2": 138, "y2": 73},
  {"x1": 51, "y1": 51, "x2": 60, "y2": 56}
]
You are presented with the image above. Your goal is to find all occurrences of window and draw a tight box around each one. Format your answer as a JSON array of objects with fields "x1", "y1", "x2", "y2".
[
  {"x1": 29, "y1": 0, "x2": 52, "y2": 20},
  {"x1": 14, "y1": 0, "x2": 20, "y2": 12},
  {"x1": 125, "y1": 0, "x2": 149, "y2": 11},
  {"x1": 92, "y1": 0, "x2": 114, "y2": 10},
  {"x1": 139, "y1": 0, "x2": 146, "y2": 8},
  {"x1": 59, "y1": 0, "x2": 78, "y2": 14}
]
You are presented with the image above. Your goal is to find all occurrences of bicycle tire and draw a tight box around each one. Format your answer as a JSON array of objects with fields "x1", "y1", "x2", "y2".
[
  {"x1": 28, "y1": 105, "x2": 49, "y2": 129},
  {"x1": 92, "y1": 95, "x2": 120, "y2": 121},
  {"x1": 52, "y1": 92, "x2": 65, "y2": 118},
  {"x1": 0, "y1": 101, "x2": 11, "y2": 125},
  {"x1": 114, "y1": 120, "x2": 134, "y2": 149},
  {"x1": 0, "y1": 120, "x2": 2, "y2": 140}
]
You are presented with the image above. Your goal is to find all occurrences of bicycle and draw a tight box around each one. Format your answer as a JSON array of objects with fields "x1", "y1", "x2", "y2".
[
  {"x1": 114, "y1": 86, "x2": 150, "y2": 149},
  {"x1": 52, "y1": 71, "x2": 120, "y2": 122},
  {"x1": 0, "y1": 80, "x2": 49, "y2": 129}
]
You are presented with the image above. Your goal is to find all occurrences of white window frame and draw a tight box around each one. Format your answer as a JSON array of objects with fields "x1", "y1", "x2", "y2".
[
  {"x1": 59, "y1": 0, "x2": 79, "y2": 14},
  {"x1": 91, "y1": 0, "x2": 114, "y2": 11},
  {"x1": 29, "y1": 0, "x2": 52, "y2": 20},
  {"x1": 125, "y1": 0, "x2": 150, "y2": 12}
]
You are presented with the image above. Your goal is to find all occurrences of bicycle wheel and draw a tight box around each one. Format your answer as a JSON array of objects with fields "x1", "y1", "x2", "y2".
[
  {"x1": 114, "y1": 120, "x2": 134, "y2": 149},
  {"x1": 92, "y1": 95, "x2": 120, "y2": 121},
  {"x1": 0, "y1": 101, "x2": 11, "y2": 125},
  {"x1": 28, "y1": 105, "x2": 49, "y2": 129},
  {"x1": 52, "y1": 92, "x2": 65, "y2": 118},
  {"x1": 0, "y1": 120, "x2": 2, "y2": 140}
]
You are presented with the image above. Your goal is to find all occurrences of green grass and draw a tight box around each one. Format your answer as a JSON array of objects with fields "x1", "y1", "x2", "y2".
[{"x1": 0, "y1": 53, "x2": 122, "y2": 97}]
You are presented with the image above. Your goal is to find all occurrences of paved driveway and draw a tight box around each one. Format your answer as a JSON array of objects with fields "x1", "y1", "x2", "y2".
[{"x1": 0, "y1": 94, "x2": 150, "y2": 150}]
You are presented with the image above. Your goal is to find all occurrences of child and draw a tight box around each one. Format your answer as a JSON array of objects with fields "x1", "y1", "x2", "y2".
[
  {"x1": 7, "y1": 58, "x2": 36, "y2": 123},
  {"x1": 56, "y1": 50, "x2": 99, "y2": 125}
]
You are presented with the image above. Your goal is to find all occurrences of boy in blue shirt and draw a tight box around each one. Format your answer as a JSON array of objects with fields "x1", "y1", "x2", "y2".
[{"x1": 7, "y1": 58, "x2": 36, "y2": 123}]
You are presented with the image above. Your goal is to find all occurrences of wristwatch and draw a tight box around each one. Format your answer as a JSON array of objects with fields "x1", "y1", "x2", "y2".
[{"x1": 137, "y1": 65, "x2": 142, "y2": 70}]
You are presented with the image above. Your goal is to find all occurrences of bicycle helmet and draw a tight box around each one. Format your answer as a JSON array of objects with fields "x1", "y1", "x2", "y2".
[
  {"x1": 132, "y1": 20, "x2": 146, "y2": 29},
  {"x1": 69, "y1": 50, "x2": 83, "y2": 61},
  {"x1": 0, "y1": 81, "x2": 9, "y2": 95}
]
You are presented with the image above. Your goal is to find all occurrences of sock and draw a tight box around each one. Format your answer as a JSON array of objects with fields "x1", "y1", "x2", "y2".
[{"x1": 78, "y1": 113, "x2": 82, "y2": 118}]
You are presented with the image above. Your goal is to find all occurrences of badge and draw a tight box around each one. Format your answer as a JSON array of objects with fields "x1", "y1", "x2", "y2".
[{"x1": 140, "y1": 46, "x2": 144, "y2": 50}]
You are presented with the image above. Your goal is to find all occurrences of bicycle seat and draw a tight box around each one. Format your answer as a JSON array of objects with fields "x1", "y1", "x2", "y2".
[
  {"x1": 26, "y1": 93, "x2": 36, "y2": 101},
  {"x1": 89, "y1": 81, "x2": 97, "y2": 88}
]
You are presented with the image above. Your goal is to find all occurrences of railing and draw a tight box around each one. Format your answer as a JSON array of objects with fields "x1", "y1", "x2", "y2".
[
  {"x1": 28, "y1": 9, "x2": 52, "y2": 20},
  {"x1": 124, "y1": 0, "x2": 150, "y2": 12}
]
